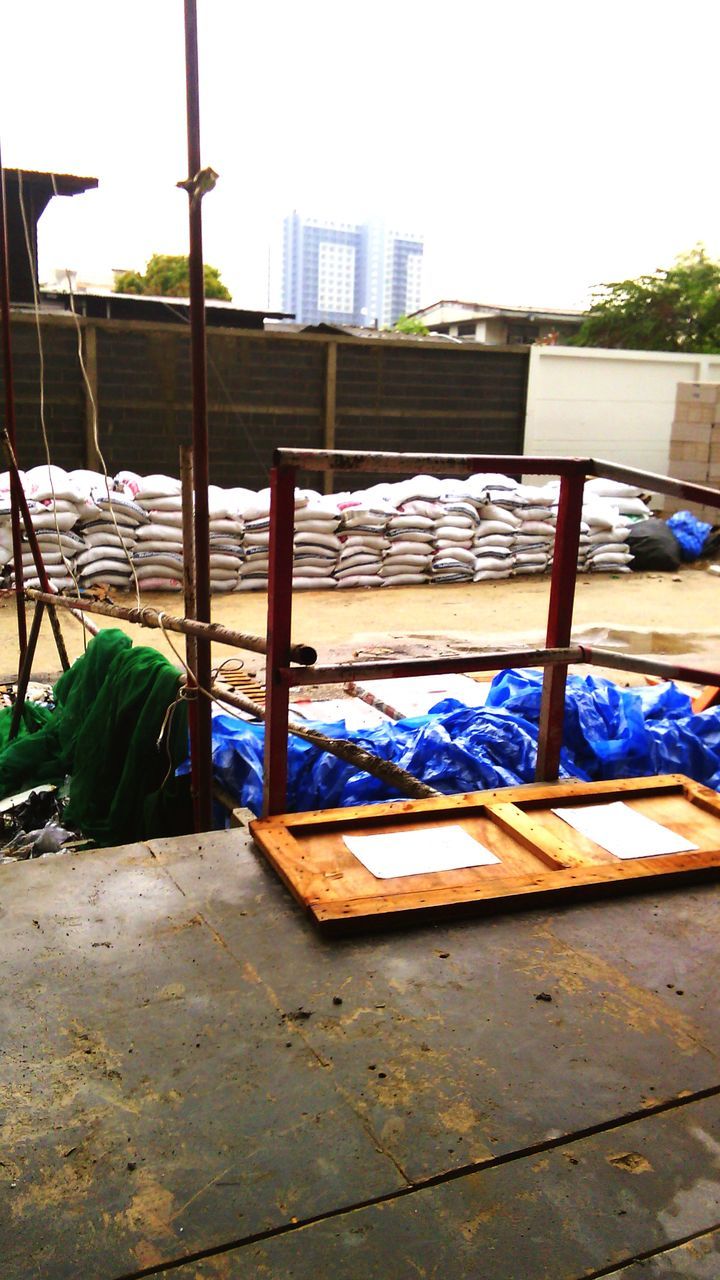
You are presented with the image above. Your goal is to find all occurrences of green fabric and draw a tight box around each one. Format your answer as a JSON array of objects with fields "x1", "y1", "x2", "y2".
[
  {"x1": 0, "y1": 629, "x2": 192, "y2": 847},
  {"x1": 0, "y1": 701, "x2": 55, "y2": 753}
]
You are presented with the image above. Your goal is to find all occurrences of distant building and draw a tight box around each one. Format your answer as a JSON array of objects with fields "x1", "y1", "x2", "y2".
[
  {"x1": 282, "y1": 213, "x2": 423, "y2": 327},
  {"x1": 407, "y1": 299, "x2": 584, "y2": 345}
]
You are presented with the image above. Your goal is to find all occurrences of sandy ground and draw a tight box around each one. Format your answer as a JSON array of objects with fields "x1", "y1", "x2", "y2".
[{"x1": 1, "y1": 566, "x2": 718, "y2": 684}]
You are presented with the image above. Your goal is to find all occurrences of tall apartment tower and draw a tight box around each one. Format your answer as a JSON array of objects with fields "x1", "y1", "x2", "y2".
[{"x1": 282, "y1": 212, "x2": 423, "y2": 327}]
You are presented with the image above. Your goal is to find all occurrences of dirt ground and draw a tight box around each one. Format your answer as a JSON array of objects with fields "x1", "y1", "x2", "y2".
[{"x1": 2, "y1": 566, "x2": 718, "y2": 684}]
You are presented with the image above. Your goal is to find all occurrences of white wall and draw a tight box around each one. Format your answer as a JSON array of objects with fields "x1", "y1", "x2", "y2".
[{"x1": 525, "y1": 346, "x2": 720, "y2": 476}]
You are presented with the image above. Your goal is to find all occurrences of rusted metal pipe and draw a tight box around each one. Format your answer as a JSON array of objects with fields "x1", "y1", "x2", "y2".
[
  {"x1": 263, "y1": 464, "x2": 297, "y2": 815},
  {"x1": 183, "y1": 0, "x2": 213, "y2": 831},
  {"x1": 278, "y1": 646, "x2": 584, "y2": 688},
  {"x1": 589, "y1": 458, "x2": 720, "y2": 509},
  {"x1": 9, "y1": 601, "x2": 44, "y2": 740},
  {"x1": 536, "y1": 471, "x2": 586, "y2": 781},
  {"x1": 180, "y1": 443, "x2": 200, "y2": 830},
  {"x1": 0, "y1": 146, "x2": 28, "y2": 661},
  {"x1": 274, "y1": 448, "x2": 589, "y2": 477},
  {"x1": 580, "y1": 645, "x2": 720, "y2": 686},
  {"x1": 23, "y1": 588, "x2": 316, "y2": 663}
]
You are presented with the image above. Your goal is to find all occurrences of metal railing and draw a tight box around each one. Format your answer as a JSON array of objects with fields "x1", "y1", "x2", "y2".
[{"x1": 262, "y1": 448, "x2": 720, "y2": 815}]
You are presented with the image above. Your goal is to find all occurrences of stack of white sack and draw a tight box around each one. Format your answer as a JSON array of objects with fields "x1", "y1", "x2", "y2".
[
  {"x1": 513, "y1": 482, "x2": 557, "y2": 576},
  {"x1": 335, "y1": 499, "x2": 392, "y2": 588},
  {"x1": 383, "y1": 502, "x2": 436, "y2": 585},
  {"x1": 70, "y1": 469, "x2": 146, "y2": 591},
  {"x1": 207, "y1": 485, "x2": 244, "y2": 592},
  {"x1": 475, "y1": 482, "x2": 522, "y2": 580},
  {"x1": 12, "y1": 465, "x2": 85, "y2": 591},
  {"x1": 567, "y1": 477, "x2": 648, "y2": 573},
  {"x1": 431, "y1": 495, "x2": 480, "y2": 583},
  {"x1": 129, "y1": 474, "x2": 184, "y2": 591},
  {"x1": 291, "y1": 492, "x2": 340, "y2": 589},
  {"x1": 376, "y1": 474, "x2": 445, "y2": 586},
  {"x1": 236, "y1": 488, "x2": 310, "y2": 590}
]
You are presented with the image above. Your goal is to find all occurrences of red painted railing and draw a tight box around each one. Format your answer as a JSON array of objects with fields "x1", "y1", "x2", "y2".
[{"x1": 263, "y1": 449, "x2": 720, "y2": 816}]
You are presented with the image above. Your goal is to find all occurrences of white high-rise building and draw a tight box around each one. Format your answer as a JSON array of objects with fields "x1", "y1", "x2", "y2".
[{"x1": 282, "y1": 212, "x2": 423, "y2": 327}]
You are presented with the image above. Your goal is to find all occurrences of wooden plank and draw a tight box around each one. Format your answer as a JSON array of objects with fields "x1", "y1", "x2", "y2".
[
  {"x1": 249, "y1": 775, "x2": 720, "y2": 932},
  {"x1": 488, "y1": 801, "x2": 589, "y2": 868}
]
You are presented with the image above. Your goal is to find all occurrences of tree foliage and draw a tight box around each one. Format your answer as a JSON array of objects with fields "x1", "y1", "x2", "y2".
[
  {"x1": 392, "y1": 313, "x2": 428, "y2": 335},
  {"x1": 114, "y1": 253, "x2": 231, "y2": 301},
  {"x1": 572, "y1": 247, "x2": 720, "y2": 353}
]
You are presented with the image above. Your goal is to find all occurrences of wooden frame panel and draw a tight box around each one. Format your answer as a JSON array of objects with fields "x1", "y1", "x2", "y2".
[{"x1": 249, "y1": 775, "x2": 720, "y2": 932}]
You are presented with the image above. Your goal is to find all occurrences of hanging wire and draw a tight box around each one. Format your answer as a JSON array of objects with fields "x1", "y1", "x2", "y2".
[
  {"x1": 48, "y1": 172, "x2": 143, "y2": 609},
  {"x1": 16, "y1": 170, "x2": 84, "y2": 607}
]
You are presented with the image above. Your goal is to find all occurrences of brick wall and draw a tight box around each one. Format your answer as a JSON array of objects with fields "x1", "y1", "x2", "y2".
[{"x1": 1, "y1": 311, "x2": 529, "y2": 489}]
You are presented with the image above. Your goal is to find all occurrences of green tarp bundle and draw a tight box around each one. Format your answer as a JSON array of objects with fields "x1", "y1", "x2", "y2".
[{"x1": 0, "y1": 629, "x2": 192, "y2": 847}]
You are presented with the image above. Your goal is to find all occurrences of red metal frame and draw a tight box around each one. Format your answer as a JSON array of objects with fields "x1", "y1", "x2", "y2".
[{"x1": 263, "y1": 448, "x2": 720, "y2": 816}]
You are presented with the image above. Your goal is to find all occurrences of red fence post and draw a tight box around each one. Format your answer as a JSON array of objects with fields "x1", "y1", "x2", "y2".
[
  {"x1": 535, "y1": 470, "x2": 586, "y2": 781},
  {"x1": 263, "y1": 463, "x2": 297, "y2": 815}
]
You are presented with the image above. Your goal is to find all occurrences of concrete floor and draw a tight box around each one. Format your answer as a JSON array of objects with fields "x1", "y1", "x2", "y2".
[{"x1": 2, "y1": 821, "x2": 719, "y2": 1279}]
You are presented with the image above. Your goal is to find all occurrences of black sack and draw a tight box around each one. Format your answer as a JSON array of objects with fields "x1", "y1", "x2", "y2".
[{"x1": 627, "y1": 518, "x2": 682, "y2": 572}]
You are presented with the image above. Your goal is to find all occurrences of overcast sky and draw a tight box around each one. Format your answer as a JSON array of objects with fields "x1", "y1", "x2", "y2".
[{"x1": 2, "y1": 0, "x2": 719, "y2": 313}]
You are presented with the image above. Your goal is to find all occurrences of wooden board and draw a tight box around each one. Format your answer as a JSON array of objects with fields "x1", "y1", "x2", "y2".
[{"x1": 249, "y1": 774, "x2": 720, "y2": 931}]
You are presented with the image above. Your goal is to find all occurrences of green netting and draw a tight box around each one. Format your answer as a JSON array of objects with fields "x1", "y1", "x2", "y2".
[{"x1": 0, "y1": 629, "x2": 192, "y2": 847}]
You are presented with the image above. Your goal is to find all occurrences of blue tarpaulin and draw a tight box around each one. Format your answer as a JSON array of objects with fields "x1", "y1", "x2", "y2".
[{"x1": 203, "y1": 669, "x2": 720, "y2": 815}]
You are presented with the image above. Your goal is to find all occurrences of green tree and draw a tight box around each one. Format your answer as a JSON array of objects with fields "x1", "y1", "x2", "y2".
[
  {"x1": 572, "y1": 247, "x2": 720, "y2": 353},
  {"x1": 392, "y1": 313, "x2": 428, "y2": 335},
  {"x1": 114, "y1": 253, "x2": 232, "y2": 301}
]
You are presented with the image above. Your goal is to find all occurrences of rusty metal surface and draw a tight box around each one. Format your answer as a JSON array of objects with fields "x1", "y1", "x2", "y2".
[
  {"x1": 2, "y1": 825, "x2": 719, "y2": 1279},
  {"x1": 165, "y1": 1097, "x2": 720, "y2": 1279}
]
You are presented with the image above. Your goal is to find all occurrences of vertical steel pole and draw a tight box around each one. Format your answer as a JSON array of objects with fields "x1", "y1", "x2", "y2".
[
  {"x1": 183, "y1": 0, "x2": 213, "y2": 831},
  {"x1": 180, "y1": 443, "x2": 200, "y2": 831},
  {"x1": 535, "y1": 469, "x2": 585, "y2": 781},
  {"x1": 0, "y1": 145, "x2": 28, "y2": 662},
  {"x1": 263, "y1": 463, "x2": 296, "y2": 815}
]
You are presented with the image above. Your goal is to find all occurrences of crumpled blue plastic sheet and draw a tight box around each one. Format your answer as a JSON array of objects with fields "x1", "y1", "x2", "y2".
[
  {"x1": 486, "y1": 668, "x2": 720, "y2": 789},
  {"x1": 667, "y1": 510, "x2": 712, "y2": 560},
  {"x1": 203, "y1": 668, "x2": 720, "y2": 816},
  {"x1": 205, "y1": 701, "x2": 575, "y2": 817}
]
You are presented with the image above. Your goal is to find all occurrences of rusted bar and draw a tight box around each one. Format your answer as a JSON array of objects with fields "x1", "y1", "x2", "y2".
[
  {"x1": 274, "y1": 448, "x2": 588, "y2": 477},
  {"x1": 9, "y1": 601, "x2": 44, "y2": 741},
  {"x1": 279, "y1": 646, "x2": 584, "y2": 688},
  {"x1": 589, "y1": 458, "x2": 720, "y2": 509},
  {"x1": 180, "y1": 445, "x2": 198, "y2": 674},
  {"x1": 580, "y1": 645, "x2": 720, "y2": 686},
  {"x1": 47, "y1": 605, "x2": 70, "y2": 671},
  {"x1": 263, "y1": 464, "x2": 297, "y2": 815},
  {"x1": 183, "y1": 0, "x2": 212, "y2": 830},
  {"x1": 1, "y1": 428, "x2": 72, "y2": 674},
  {"x1": 0, "y1": 146, "x2": 28, "y2": 662},
  {"x1": 212, "y1": 684, "x2": 439, "y2": 801},
  {"x1": 536, "y1": 471, "x2": 586, "y2": 781},
  {"x1": 23, "y1": 588, "x2": 317, "y2": 663},
  {"x1": 180, "y1": 443, "x2": 200, "y2": 831}
]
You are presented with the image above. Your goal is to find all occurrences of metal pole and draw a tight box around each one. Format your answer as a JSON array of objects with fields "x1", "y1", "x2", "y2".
[
  {"x1": 9, "y1": 602, "x2": 44, "y2": 740},
  {"x1": 535, "y1": 471, "x2": 585, "y2": 781},
  {"x1": 23, "y1": 587, "x2": 316, "y2": 662},
  {"x1": 183, "y1": 0, "x2": 213, "y2": 831},
  {"x1": 0, "y1": 144, "x2": 28, "y2": 662},
  {"x1": 2, "y1": 428, "x2": 71, "y2": 671},
  {"x1": 181, "y1": 443, "x2": 200, "y2": 830},
  {"x1": 263, "y1": 463, "x2": 296, "y2": 815}
]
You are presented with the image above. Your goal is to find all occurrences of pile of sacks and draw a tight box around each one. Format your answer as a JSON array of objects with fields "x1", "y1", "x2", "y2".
[
  {"x1": 0, "y1": 465, "x2": 656, "y2": 593},
  {"x1": 574, "y1": 477, "x2": 645, "y2": 574}
]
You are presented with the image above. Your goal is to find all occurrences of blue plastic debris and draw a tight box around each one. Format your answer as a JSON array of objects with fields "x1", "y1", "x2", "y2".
[
  {"x1": 667, "y1": 510, "x2": 712, "y2": 560},
  {"x1": 201, "y1": 668, "x2": 720, "y2": 816}
]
